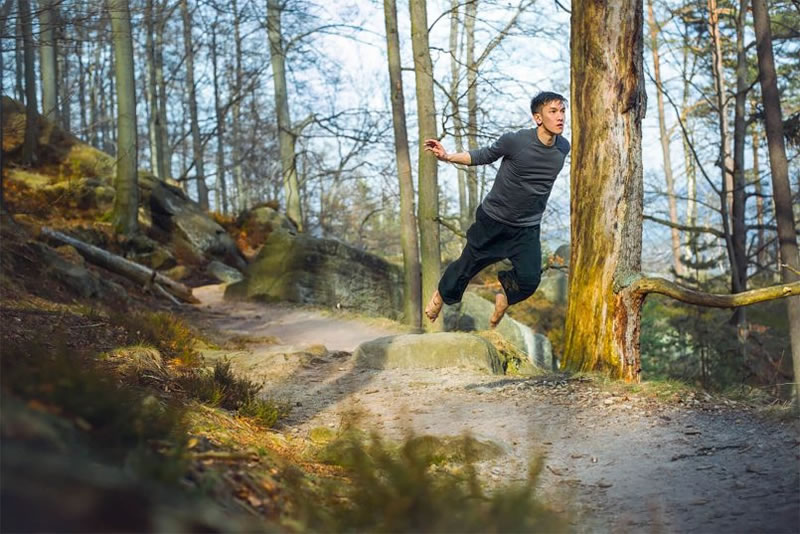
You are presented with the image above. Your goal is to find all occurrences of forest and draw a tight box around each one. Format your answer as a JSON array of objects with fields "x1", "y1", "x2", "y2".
[{"x1": 1, "y1": 0, "x2": 799, "y2": 531}]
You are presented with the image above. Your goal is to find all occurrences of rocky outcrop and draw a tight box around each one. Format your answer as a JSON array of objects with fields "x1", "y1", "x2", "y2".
[
  {"x1": 225, "y1": 230, "x2": 404, "y2": 319},
  {"x1": 538, "y1": 243, "x2": 569, "y2": 305},
  {"x1": 443, "y1": 292, "x2": 555, "y2": 370},
  {"x1": 206, "y1": 260, "x2": 243, "y2": 284},
  {"x1": 353, "y1": 333, "x2": 504, "y2": 374}
]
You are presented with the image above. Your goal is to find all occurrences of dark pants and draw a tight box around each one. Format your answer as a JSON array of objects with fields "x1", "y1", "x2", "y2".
[{"x1": 438, "y1": 205, "x2": 542, "y2": 306}]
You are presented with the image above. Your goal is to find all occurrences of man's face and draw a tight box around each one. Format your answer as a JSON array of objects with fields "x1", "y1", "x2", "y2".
[{"x1": 533, "y1": 100, "x2": 566, "y2": 135}]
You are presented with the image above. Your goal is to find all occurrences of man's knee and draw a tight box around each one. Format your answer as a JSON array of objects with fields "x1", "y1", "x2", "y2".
[{"x1": 516, "y1": 269, "x2": 541, "y2": 299}]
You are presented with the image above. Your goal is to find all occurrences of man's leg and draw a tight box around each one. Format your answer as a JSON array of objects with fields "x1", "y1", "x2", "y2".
[
  {"x1": 426, "y1": 207, "x2": 503, "y2": 322},
  {"x1": 491, "y1": 225, "x2": 542, "y2": 327}
]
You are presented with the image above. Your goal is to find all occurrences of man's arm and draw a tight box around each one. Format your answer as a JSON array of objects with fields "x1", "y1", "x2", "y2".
[{"x1": 424, "y1": 139, "x2": 472, "y2": 165}]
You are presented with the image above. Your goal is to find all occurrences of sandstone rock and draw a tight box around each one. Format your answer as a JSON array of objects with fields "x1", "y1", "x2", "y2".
[
  {"x1": 206, "y1": 260, "x2": 243, "y2": 283},
  {"x1": 353, "y1": 332, "x2": 504, "y2": 374},
  {"x1": 238, "y1": 205, "x2": 297, "y2": 236},
  {"x1": 536, "y1": 269, "x2": 568, "y2": 305},
  {"x1": 443, "y1": 292, "x2": 555, "y2": 370},
  {"x1": 225, "y1": 231, "x2": 403, "y2": 319}
]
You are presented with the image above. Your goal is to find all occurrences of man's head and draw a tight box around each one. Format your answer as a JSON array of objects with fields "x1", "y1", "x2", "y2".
[{"x1": 530, "y1": 91, "x2": 567, "y2": 136}]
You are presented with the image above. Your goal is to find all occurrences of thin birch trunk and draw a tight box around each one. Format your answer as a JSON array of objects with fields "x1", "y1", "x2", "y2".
[
  {"x1": 19, "y1": 0, "x2": 38, "y2": 165},
  {"x1": 449, "y1": 0, "x2": 468, "y2": 231},
  {"x1": 210, "y1": 21, "x2": 227, "y2": 214},
  {"x1": 465, "y1": 0, "x2": 478, "y2": 223},
  {"x1": 154, "y1": 0, "x2": 171, "y2": 180},
  {"x1": 750, "y1": 104, "x2": 765, "y2": 268},
  {"x1": 232, "y1": 0, "x2": 246, "y2": 212}
]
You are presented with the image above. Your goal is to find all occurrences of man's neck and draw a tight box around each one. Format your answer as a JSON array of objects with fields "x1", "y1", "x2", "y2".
[{"x1": 536, "y1": 127, "x2": 557, "y2": 146}]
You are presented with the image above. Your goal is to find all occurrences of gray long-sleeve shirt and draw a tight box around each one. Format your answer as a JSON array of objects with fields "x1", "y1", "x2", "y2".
[{"x1": 469, "y1": 127, "x2": 570, "y2": 227}]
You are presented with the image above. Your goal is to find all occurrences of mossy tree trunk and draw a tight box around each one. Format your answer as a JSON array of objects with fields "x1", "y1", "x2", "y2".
[
  {"x1": 108, "y1": 0, "x2": 139, "y2": 237},
  {"x1": 562, "y1": 0, "x2": 646, "y2": 381},
  {"x1": 384, "y1": 0, "x2": 422, "y2": 328},
  {"x1": 409, "y1": 0, "x2": 442, "y2": 332}
]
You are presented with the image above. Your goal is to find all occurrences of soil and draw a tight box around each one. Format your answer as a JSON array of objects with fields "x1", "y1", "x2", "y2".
[{"x1": 182, "y1": 284, "x2": 800, "y2": 534}]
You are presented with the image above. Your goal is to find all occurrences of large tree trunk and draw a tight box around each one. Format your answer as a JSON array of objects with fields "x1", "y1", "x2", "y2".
[
  {"x1": 107, "y1": 0, "x2": 139, "y2": 237},
  {"x1": 731, "y1": 0, "x2": 750, "y2": 327},
  {"x1": 562, "y1": 0, "x2": 646, "y2": 380},
  {"x1": 210, "y1": 21, "x2": 227, "y2": 214},
  {"x1": 384, "y1": 0, "x2": 422, "y2": 329},
  {"x1": 465, "y1": 0, "x2": 478, "y2": 225},
  {"x1": 751, "y1": 0, "x2": 800, "y2": 405},
  {"x1": 19, "y1": 0, "x2": 38, "y2": 166},
  {"x1": 179, "y1": 0, "x2": 208, "y2": 210},
  {"x1": 38, "y1": 0, "x2": 59, "y2": 122},
  {"x1": 267, "y1": 0, "x2": 303, "y2": 231},
  {"x1": 647, "y1": 0, "x2": 682, "y2": 278}
]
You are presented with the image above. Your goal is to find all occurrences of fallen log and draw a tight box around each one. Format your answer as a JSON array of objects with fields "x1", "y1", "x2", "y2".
[{"x1": 40, "y1": 227, "x2": 199, "y2": 304}]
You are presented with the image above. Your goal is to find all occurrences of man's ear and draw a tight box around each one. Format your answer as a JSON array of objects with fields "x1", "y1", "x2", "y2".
[{"x1": 532, "y1": 113, "x2": 542, "y2": 125}]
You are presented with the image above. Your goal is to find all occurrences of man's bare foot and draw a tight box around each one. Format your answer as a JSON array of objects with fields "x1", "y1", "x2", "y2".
[
  {"x1": 425, "y1": 290, "x2": 444, "y2": 323},
  {"x1": 489, "y1": 291, "x2": 509, "y2": 329}
]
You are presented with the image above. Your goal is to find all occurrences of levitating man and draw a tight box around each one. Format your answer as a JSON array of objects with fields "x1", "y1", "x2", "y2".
[{"x1": 423, "y1": 91, "x2": 569, "y2": 328}]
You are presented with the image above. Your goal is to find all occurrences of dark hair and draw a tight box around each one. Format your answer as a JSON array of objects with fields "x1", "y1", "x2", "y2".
[{"x1": 530, "y1": 91, "x2": 567, "y2": 115}]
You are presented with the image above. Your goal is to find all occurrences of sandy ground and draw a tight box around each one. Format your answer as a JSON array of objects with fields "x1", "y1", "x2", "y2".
[{"x1": 185, "y1": 285, "x2": 800, "y2": 534}]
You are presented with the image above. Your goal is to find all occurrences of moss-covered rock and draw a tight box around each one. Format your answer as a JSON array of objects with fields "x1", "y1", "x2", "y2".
[
  {"x1": 225, "y1": 231, "x2": 404, "y2": 319},
  {"x1": 353, "y1": 333, "x2": 503, "y2": 374}
]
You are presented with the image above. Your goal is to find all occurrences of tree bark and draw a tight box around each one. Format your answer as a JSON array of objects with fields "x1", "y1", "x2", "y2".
[
  {"x1": 107, "y1": 0, "x2": 139, "y2": 237},
  {"x1": 19, "y1": 0, "x2": 38, "y2": 166},
  {"x1": 750, "y1": 103, "x2": 766, "y2": 268},
  {"x1": 384, "y1": 0, "x2": 422, "y2": 329},
  {"x1": 647, "y1": 0, "x2": 682, "y2": 278},
  {"x1": 267, "y1": 0, "x2": 303, "y2": 231},
  {"x1": 145, "y1": 0, "x2": 169, "y2": 180},
  {"x1": 751, "y1": 0, "x2": 800, "y2": 405},
  {"x1": 179, "y1": 0, "x2": 208, "y2": 210},
  {"x1": 409, "y1": 0, "x2": 441, "y2": 332},
  {"x1": 210, "y1": 20, "x2": 227, "y2": 214},
  {"x1": 448, "y1": 0, "x2": 468, "y2": 231},
  {"x1": 562, "y1": 0, "x2": 646, "y2": 380},
  {"x1": 154, "y1": 0, "x2": 171, "y2": 181},
  {"x1": 731, "y1": 0, "x2": 750, "y2": 325},
  {"x1": 15, "y1": 14, "x2": 24, "y2": 102},
  {"x1": 38, "y1": 0, "x2": 59, "y2": 122}
]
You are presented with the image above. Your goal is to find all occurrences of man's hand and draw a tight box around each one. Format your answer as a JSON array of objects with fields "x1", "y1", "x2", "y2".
[{"x1": 424, "y1": 139, "x2": 448, "y2": 161}]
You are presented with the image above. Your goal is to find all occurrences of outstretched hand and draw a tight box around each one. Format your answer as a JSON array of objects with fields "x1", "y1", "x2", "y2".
[{"x1": 424, "y1": 139, "x2": 448, "y2": 161}]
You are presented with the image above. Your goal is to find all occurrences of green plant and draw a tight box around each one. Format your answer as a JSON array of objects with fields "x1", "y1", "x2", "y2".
[{"x1": 110, "y1": 311, "x2": 200, "y2": 367}]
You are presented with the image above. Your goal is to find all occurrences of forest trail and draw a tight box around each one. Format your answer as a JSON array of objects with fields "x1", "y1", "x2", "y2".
[{"x1": 184, "y1": 284, "x2": 799, "y2": 534}]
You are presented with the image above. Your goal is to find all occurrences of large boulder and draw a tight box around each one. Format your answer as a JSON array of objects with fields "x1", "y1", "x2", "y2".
[
  {"x1": 140, "y1": 174, "x2": 246, "y2": 271},
  {"x1": 353, "y1": 333, "x2": 504, "y2": 374},
  {"x1": 536, "y1": 270, "x2": 568, "y2": 304},
  {"x1": 225, "y1": 230, "x2": 404, "y2": 318},
  {"x1": 443, "y1": 292, "x2": 555, "y2": 370}
]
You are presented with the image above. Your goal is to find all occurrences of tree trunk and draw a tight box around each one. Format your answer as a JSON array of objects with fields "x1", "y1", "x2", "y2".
[
  {"x1": 179, "y1": 0, "x2": 208, "y2": 210},
  {"x1": 562, "y1": 0, "x2": 646, "y2": 380},
  {"x1": 210, "y1": 21, "x2": 227, "y2": 214},
  {"x1": 154, "y1": 0, "x2": 171, "y2": 181},
  {"x1": 232, "y1": 0, "x2": 247, "y2": 213},
  {"x1": 448, "y1": 0, "x2": 468, "y2": 231},
  {"x1": 465, "y1": 0, "x2": 478, "y2": 225},
  {"x1": 730, "y1": 0, "x2": 750, "y2": 328},
  {"x1": 384, "y1": 0, "x2": 422, "y2": 329},
  {"x1": 38, "y1": 0, "x2": 59, "y2": 122},
  {"x1": 19, "y1": 0, "x2": 38, "y2": 166},
  {"x1": 750, "y1": 104, "x2": 766, "y2": 268},
  {"x1": 60, "y1": 21, "x2": 71, "y2": 131},
  {"x1": 15, "y1": 14, "x2": 24, "y2": 102},
  {"x1": 751, "y1": 0, "x2": 800, "y2": 405},
  {"x1": 89, "y1": 38, "x2": 101, "y2": 147},
  {"x1": 708, "y1": 0, "x2": 741, "y2": 295},
  {"x1": 145, "y1": 0, "x2": 168, "y2": 180},
  {"x1": 107, "y1": 0, "x2": 139, "y2": 237},
  {"x1": 78, "y1": 37, "x2": 87, "y2": 135},
  {"x1": 409, "y1": 0, "x2": 441, "y2": 332},
  {"x1": 647, "y1": 0, "x2": 682, "y2": 278},
  {"x1": 267, "y1": 0, "x2": 303, "y2": 231}
]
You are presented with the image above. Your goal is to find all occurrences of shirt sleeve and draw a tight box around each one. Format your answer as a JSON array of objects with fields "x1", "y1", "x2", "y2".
[{"x1": 468, "y1": 132, "x2": 514, "y2": 166}]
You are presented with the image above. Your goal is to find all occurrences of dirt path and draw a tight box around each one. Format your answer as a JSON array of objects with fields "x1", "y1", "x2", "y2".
[{"x1": 185, "y1": 285, "x2": 800, "y2": 533}]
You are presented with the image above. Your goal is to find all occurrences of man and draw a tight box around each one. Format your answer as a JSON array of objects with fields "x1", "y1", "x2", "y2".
[{"x1": 423, "y1": 91, "x2": 569, "y2": 327}]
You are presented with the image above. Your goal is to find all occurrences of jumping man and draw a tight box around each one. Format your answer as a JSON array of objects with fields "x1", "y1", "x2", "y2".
[{"x1": 423, "y1": 91, "x2": 569, "y2": 328}]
